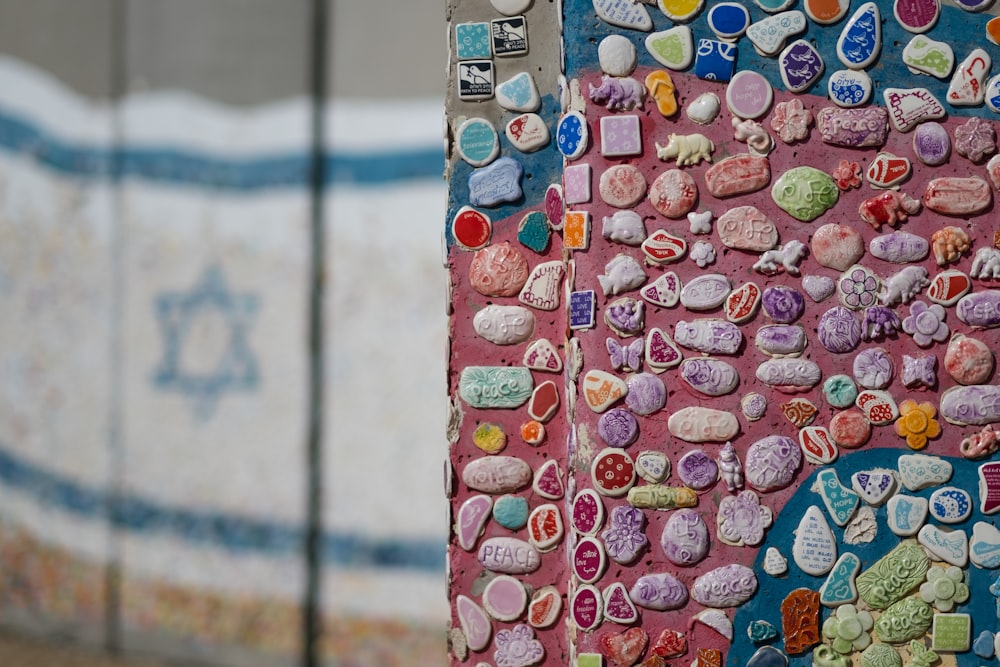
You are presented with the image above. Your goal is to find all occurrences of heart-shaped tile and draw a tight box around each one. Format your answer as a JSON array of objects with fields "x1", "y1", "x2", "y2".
[
  {"x1": 686, "y1": 92, "x2": 721, "y2": 125},
  {"x1": 600, "y1": 626, "x2": 648, "y2": 667},
  {"x1": 851, "y1": 469, "x2": 896, "y2": 505},
  {"x1": 802, "y1": 275, "x2": 836, "y2": 302},
  {"x1": 523, "y1": 338, "x2": 562, "y2": 373},
  {"x1": 651, "y1": 628, "x2": 687, "y2": 657},
  {"x1": 645, "y1": 328, "x2": 683, "y2": 371},
  {"x1": 644, "y1": 26, "x2": 693, "y2": 70},
  {"x1": 636, "y1": 450, "x2": 670, "y2": 483}
]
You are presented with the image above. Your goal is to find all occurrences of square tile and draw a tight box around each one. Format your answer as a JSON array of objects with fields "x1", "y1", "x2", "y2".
[
  {"x1": 600, "y1": 115, "x2": 641, "y2": 157},
  {"x1": 491, "y1": 16, "x2": 528, "y2": 56},
  {"x1": 563, "y1": 210, "x2": 591, "y2": 250},
  {"x1": 455, "y1": 22, "x2": 491, "y2": 60},
  {"x1": 569, "y1": 290, "x2": 597, "y2": 330},
  {"x1": 564, "y1": 163, "x2": 592, "y2": 204},
  {"x1": 932, "y1": 613, "x2": 971, "y2": 652},
  {"x1": 694, "y1": 38, "x2": 737, "y2": 82},
  {"x1": 457, "y1": 60, "x2": 495, "y2": 101}
]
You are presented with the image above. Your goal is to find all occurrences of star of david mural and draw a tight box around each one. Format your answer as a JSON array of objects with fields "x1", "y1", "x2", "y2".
[{"x1": 152, "y1": 265, "x2": 259, "y2": 420}]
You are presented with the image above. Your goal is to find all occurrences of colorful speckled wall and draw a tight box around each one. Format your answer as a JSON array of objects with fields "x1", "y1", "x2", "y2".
[{"x1": 447, "y1": 1, "x2": 1000, "y2": 667}]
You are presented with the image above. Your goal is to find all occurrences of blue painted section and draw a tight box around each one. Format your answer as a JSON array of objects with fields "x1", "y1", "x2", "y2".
[
  {"x1": 0, "y1": 105, "x2": 444, "y2": 188},
  {"x1": 564, "y1": 0, "x2": 1000, "y2": 123},
  {"x1": 0, "y1": 444, "x2": 444, "y2": 573},
  {"x1": 730, "y1": 448, "x2": 993, "y2": 667},
  {"x1": 445, "y1": 93, "x2": 564, "y2": 248},
  {"x1": 152, "y1": 265, "x2": 260, "y2": 420}
]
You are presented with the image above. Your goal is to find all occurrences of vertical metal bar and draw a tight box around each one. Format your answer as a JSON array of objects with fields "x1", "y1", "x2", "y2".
[
  {"x1": 304, "y1": 0, "x2": 328, "y2": 665},
  {"x1": 106, "y1": 0, "x2": 127, "y2": 655}
]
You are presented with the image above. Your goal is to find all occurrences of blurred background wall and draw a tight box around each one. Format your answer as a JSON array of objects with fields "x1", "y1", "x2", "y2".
[{"x1": 0, "y1": 1, "x2": 448, "y2": 665}]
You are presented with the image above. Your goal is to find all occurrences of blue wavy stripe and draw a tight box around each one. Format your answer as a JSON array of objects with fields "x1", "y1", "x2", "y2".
[
  {"x1": 0, "y1": 445, "x2": 443, "y2": 573},
  {"x1": 0, "y1": 107, "x2": 443, "y2": 188}
]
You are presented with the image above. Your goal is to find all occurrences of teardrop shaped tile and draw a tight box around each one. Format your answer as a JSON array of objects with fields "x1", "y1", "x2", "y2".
[
  {"x1": 793, "y1": 505, "x2": 837, "y2": 575},
  {"x1": 603, "y1": 581, "x2": 639, "y2": 624},
  {"x1": 838, "y1": 3, "x2": 881, "y2": 69},
  {"x1": 645, "y1": 26, "x2": 694, "y2": 70}
]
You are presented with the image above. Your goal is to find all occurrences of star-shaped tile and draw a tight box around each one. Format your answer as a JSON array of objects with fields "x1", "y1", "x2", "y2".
[
  {"x1": 153, "y1": 265, "x2": 259, "y2": 420},
  {"x1": 901, "y1": 354, "x2": 936, "y2": 389}
]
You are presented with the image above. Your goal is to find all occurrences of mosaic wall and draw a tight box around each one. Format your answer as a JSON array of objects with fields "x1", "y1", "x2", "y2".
[{"x1": 447, "y1": 1, "x2": 1000, "y2": 667}]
